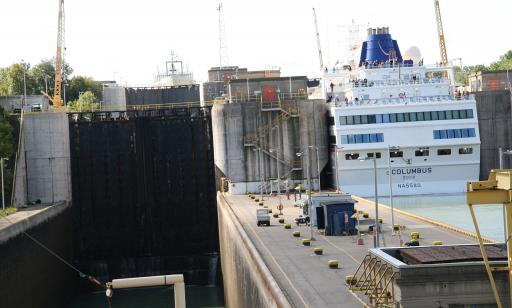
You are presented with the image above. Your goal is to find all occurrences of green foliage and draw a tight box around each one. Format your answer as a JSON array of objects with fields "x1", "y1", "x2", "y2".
[
  {"x1": 69, "y1": 91, "x2": 100, "y2": 112},
  {"x1": 0, "y1": 59, "x2": 73, "y2": 97},
  {"x1": 453, "y1": 66, "x2": 468, "y2": 85},
  {"x1": 489, "y1": 50, "x2": 512, "y2": 71},
  {"x1": 0, "y1": 108, "x2": 14, "y2": 158},
  {"x1": 0, "y1": 63, "x2": 32, "y2": 96},
  {"x1": 67, "y1": 76, "x2": 102, "y2": 102},
  {"x1": 0, "y1": 207, "x2": 16, "y2": 217},
  {"x1": 452, "y1": 51, "x2": 512, "y2": 86}
]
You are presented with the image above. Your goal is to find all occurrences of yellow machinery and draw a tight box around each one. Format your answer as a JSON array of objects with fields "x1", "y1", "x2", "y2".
[
  {"x1": 433, "y1": 0, "x2": 448, "y2": 66},
  {"x1": 466, "y1": 169, "x2": 512, "y2": 308},
  {"x1": 42, "y1": 0, "x2": 65, "y2": 107}
]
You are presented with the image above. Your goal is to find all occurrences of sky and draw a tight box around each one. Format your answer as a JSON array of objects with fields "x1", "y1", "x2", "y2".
[{"x1": 0, "y1": 0, "x2": 510, "y2": 85}]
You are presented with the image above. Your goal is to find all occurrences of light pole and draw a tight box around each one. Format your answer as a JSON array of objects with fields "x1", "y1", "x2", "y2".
[
  {"x1": 360, "y1": 156, "x2": 379, "y2": 248},
  {"x1": 258, "y1": 147, "x2": 263, "y2": 201},
  {"x1": 297, "y1": 149, "x2": 314, "y2": 240},
  {"x1": 1, "y1": 157, "x2": 8, "y2": 211},
  {"x1": 44, "y1": 75, "x2": 50, "y2": 94},
  {"x1": 307, "y1": 146, "x2": 314, "y2": 240},
  {"x1": 315, "y1": 146, "x2": 321, "y2": 192},
  {"x1": 21, "y1": 60, "x2": 27, "y2": 109},
  {"x1": 269, "y1": 148, "x2": 281, "y2": 205},
  {"x1": 387, "y1": 146, "x2": 399, "y2": 231},
  {"x1": 334, "y1": 147, "x2": 339, "y2": 192}
]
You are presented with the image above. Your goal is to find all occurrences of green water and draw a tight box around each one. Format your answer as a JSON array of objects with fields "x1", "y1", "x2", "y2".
[
  {"x1": 68, "y1": 285, "x2": 224, "y2": 308},
  {"x1": 380, "y1": 193, "x2": 505, "y2": 242}
]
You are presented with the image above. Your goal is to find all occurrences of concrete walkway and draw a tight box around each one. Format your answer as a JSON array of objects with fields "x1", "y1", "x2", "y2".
[
  {"x1": 0, "y1": 203, "x2": 68, "y2": 244},
  {"x1": 223, "y1": 193, "x2": 478, "y2": 308}
]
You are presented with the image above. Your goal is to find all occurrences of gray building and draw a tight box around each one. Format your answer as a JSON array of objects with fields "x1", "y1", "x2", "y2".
[
  {"x1": 350, "y1": 244, "x2": 509, "y2": 308},
  {"x1": 203, "y1": 66, "x2": 281, "y2": 102},
  {"x1": 469, "y1": 70, "x2": 511, "y2": 92}
]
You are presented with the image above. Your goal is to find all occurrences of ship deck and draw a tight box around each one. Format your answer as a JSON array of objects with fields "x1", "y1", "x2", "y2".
[{"x1": 221, "y1": 192, "x2": 488, "y2": 308}]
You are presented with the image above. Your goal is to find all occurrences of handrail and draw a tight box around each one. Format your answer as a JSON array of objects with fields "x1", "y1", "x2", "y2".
[
  {"x1": 230, "y1": 92, "x2": 308, "y2": 104},
  {"x1": 342, "y1": 78, "x2": 449, "y2": 89}
]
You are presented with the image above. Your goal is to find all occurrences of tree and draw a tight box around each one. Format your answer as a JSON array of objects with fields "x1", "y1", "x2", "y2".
[
  {"x1": 489, "y1": 50, "x2": 512, "y2": 71},
  {"x1": 0, "y1": 63, "x2": 36, "y2": 96},
  {"x1": 69, "y1": 91, "x2": 100, "y2": 112},
  {"x1": 30, "y1": 59, "x2": 73, "y2": 96},
  {"x1": 67, "y1": 76, "x2": 103, "y2": 102},
  {"x1": 0, "y1": 107, "x2": 14, "y2": 158}
]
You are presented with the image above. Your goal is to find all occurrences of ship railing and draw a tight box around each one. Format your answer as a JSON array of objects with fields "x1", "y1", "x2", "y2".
[
  {"x1": 329, "y1": 94, "x2": 475, "y2": 108},
  {"x1": 342, "y1": 78, "x2": 449, "y2": 89},
  {"x1": 229, "y1": 92, "x2": 308, "y2": 104}
]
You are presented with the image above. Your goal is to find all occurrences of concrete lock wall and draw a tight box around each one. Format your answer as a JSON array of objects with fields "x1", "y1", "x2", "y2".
[
  {"x1": 396, "y1": 264, "x2": 510, "y2": 308},
  {"x1": 14, "y1": 113, "x2": 71, "y2": 206},
  {"x1": 476, "y1": 90, "x2": 512, "y2": 178},
  {"x1": 212, "y1": 100, "x2": 328, "y2": 194},
  {"x1": 217, "y1": 193, "x2": 291, "y2": 308},
  {"x1": 0, "y1": 202, "x2": 80, "y2": 308}
]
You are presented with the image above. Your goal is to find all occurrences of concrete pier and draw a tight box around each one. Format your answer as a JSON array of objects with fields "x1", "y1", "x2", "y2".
[
  {"x1": 13, "y1": 112, "x2": 71, "y2": 207},
  {"x1": 212, "y1": 100, "x2": 328, "y2": 194},
  {"x1": 218, "y1": 192, "x2": 487, "y2": 308}
]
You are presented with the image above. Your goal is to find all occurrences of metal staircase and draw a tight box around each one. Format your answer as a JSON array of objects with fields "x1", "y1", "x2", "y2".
[{"x1": 347, "y1": 255, "x2": 398, "y2": 308}]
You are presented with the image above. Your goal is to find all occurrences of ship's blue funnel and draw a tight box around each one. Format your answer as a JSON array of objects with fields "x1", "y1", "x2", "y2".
[{"x1": 359, "y1": 27, "x2": 402, "y2": 66}]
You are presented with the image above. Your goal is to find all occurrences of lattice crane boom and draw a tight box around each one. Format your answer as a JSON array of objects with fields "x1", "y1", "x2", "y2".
[
  {"x1": 434, "y1": 0, "x2": 448, "y2": 66},
  {"x1": 43, "y1": 0, "x2": 65, "y2": 107},
  {"x1": 312, "y1": 8, "x2": 323, "y2": 70}
]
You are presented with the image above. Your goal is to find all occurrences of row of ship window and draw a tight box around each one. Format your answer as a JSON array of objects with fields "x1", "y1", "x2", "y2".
[
  {"x1": 337, "y1": 109, "x2": 474, "y2": 126},
  {"x1": 336, "y1": 128, "x2": 476, "y2": 145},
  {"x1": 344, "y1": 147, "x2": 474, "y2": 160},
  {"x1": 433, "y1": 128, "x2": 476, "y2": 139}
]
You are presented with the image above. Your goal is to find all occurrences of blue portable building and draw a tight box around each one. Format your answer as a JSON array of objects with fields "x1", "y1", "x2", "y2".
[{"x1": 321, "y1": 201, "x2": 357, "y2": 236}]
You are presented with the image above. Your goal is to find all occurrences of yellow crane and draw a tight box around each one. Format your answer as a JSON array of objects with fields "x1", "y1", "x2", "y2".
[
  {"x1": 467, "y1": 170, "x2": 512, "y2": 308},
  {"x1": 434, "y1": 0, "x2": 448, "y2": 66},
  {"x1": 43, "y1": 0, "x2": 65, "y2": 107}
]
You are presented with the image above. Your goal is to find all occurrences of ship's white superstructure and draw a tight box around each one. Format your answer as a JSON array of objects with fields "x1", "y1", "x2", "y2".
[{"x1": 327, "y1": 27, "x2": 480, "y2": 197}]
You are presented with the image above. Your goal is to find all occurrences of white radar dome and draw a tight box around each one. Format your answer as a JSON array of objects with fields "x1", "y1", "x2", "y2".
[{"x1": 403, "y1": 46, "x2": 422, "y2": 63}]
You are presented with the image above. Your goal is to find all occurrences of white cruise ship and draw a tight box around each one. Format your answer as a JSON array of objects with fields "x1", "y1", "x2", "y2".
[{"x1": 326, "y1": 27, "x2": 480, "y2": 197}]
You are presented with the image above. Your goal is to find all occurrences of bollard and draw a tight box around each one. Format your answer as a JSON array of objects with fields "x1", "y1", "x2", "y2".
[
  {"x1": 328, "y1": 260, "x2": 339, "y2": 269},
  {"x1": 278, "y1": 218, "x2": 285, "y2": 224},
  {"x1": 314, "y1": 247, "x2": 323, "y2": 255},
  {"x1": 432, "y1": 241, "x2": 443, "y2": 245},
  {"x1": 411, "y1": 231, "x2": 420, "y2": 240},
  {"x1": 284, "y1": 224, "x2": 291, "y2": 229},
  {"x1": 302, "y1": 239, "x2": 311, "y2": 246},
  {"x1": 345, "y1": 275, "x2": 357, "y2": 285},
  {"x1": 292, "y1": 231, "x2": 301, "y2": 237}
]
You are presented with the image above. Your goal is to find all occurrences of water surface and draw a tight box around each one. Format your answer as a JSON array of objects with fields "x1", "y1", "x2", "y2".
[
  {"x1": 69, "y1": 285, "x2": 224, "y2": 308},
  {"x1": 379, "y1": 193, "x2": 505, "y2": 242}
]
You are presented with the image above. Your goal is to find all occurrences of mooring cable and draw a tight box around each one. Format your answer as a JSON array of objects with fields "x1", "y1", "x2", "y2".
[{"x1": 0, "y1": 213, "x2": 107, "y2": 290}]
